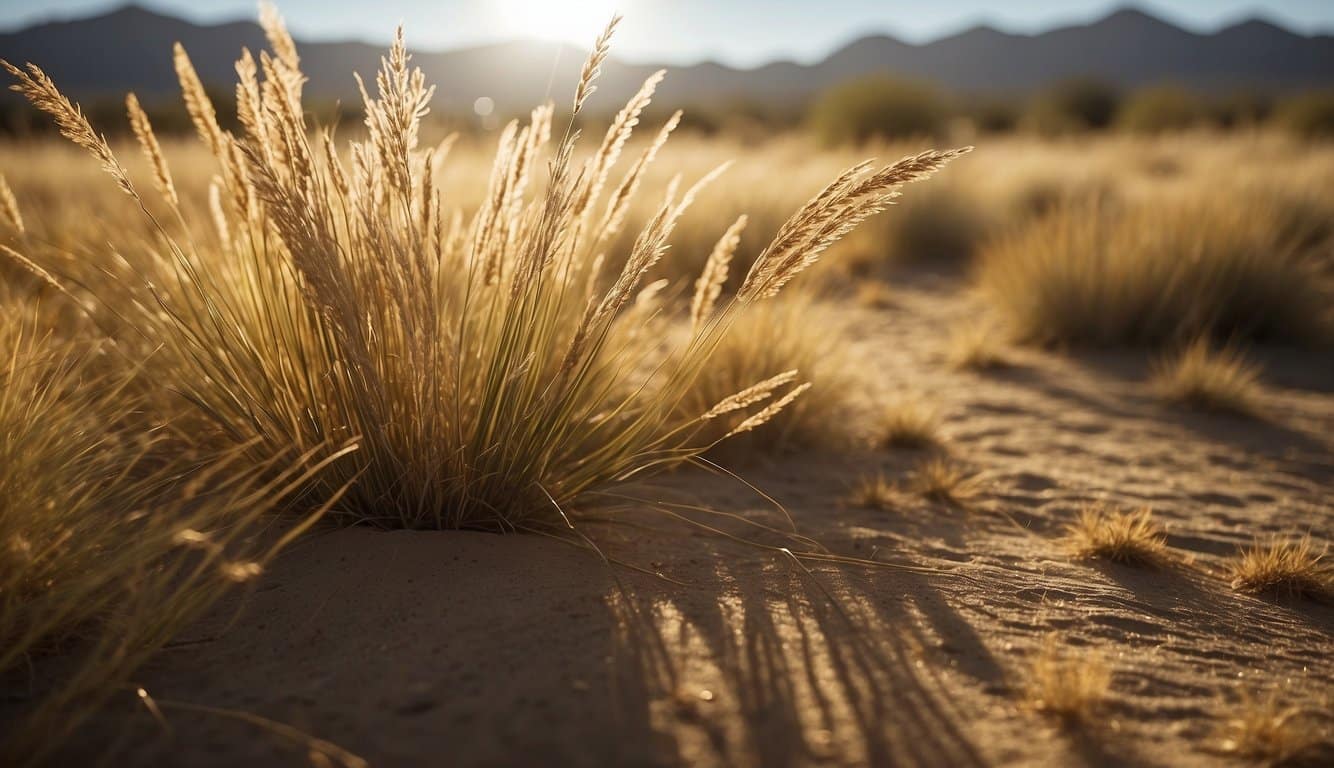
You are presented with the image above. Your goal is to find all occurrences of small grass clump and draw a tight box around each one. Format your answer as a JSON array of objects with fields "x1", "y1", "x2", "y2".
[
  {"x1": 847, "y1": 474, "x2": 896, "y2": 512},
  {"x1": 908, "y1": 458, "x2": 978, "y2": 506},
  {"x1": 1024, "y1": 635, "x2": 1113, "y2": 725},
  {"x1": 1215, "y1": 688, "x2": 1330, "y2": 764},
  {"x1": 1228, "y1": 537, "x2": 1331, "y2": 600},
  {"x1": 681, "y1": 292, "x2": 864, "y2": 455},
  {"x1": 876, "y1": 395, "x2": 942, "y2": 450},
  {"x1": 946, "y1": 320, "x2": 1010, "y2": 371},
  {"x1": 1066, "y1": 505, "x2": 1169, "y2": 566},
  {"x1": 1153, "y1": 339, "x2": 1262, "y2": 416},
  {"x1": 977, "y1": 194, "x2": 1333, "y2": 346}
]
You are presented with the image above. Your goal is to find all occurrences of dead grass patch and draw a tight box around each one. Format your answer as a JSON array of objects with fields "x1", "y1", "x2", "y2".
[
  {"x1": 1153, "y1": 339, "x2": 1262, "y2": 416},
  {"x1": 1066, "y1": 505, "x2": 1170, "y2": 566}
]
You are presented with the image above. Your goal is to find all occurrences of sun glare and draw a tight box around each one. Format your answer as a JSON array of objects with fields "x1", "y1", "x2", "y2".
[{"x1": 497, "y1": 0, "x2": 620, "y2": 45}]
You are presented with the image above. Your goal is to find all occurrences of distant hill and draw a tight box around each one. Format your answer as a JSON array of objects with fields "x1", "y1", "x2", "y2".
[{"x1": 2, "y1": 5, "x2": 1332, "y2": 114}]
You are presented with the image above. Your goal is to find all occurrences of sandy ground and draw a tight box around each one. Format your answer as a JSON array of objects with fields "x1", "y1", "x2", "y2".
[{"x1": 29, "y1": 274, "x2": 1334, "y2": 767}]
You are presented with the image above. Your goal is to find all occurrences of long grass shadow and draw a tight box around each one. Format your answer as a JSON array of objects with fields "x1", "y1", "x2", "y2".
[{"x1": 602, "y1": 531, "x2": 990, "y2": 768}]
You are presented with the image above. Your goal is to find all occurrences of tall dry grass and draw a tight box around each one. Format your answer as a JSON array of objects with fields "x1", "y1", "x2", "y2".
[
  {"x1": 977, "y1": 192, "x2": 1334, "y2": 346},
  {"x1": 0, "y1": 309, "x2": 352, "y2": 761},
  {"x1": 2, "y1": 4, "x2": 965, "y2": 532}
]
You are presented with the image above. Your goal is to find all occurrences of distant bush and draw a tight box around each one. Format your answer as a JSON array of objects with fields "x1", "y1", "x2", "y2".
[
  {"x1": 875, "y1": 181, "x2": 994, "y2": 267},
  {"x1": 809, "y1": 77, "x2": 949, "y2": 145},
  {"x1": 1118, "y1": 85, "x2": 1206, "y2": 133},
  {"x1": 977, "y1": 194, "x2": 1333, "y2": 346},
  {"x1": 1022, "y1": 78, "x2": 1121, "y2": 134},
  {"x1": 1274, "y1": 91, "x2": 1334, "y2": 139},
  {"x1": 1208, "y1": 89, "x2": 1273, "y2": 129},
  {"x1": 965, "y1": 98, "x2": 1021, "y2": 134}
]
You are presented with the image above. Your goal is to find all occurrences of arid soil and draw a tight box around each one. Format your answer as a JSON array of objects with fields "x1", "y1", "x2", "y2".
[{"x1": 38, "y1": 274, "x2": 1334, "y2": 767}]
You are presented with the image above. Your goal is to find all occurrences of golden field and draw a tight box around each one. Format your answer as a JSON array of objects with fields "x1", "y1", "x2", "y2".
[{"x1": 0, "y1": 8, "x2": 1331, "y2": 767}]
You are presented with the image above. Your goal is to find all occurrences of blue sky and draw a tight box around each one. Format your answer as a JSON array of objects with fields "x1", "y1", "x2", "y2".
[{"x1": 4, "y1": 1, "x2": 1332, "y2": 65}]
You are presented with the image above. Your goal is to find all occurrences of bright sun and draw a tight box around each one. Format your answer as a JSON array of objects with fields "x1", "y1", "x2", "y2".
[{"x1": 496, "y1": 0, "x2": 621, "y2": 45}]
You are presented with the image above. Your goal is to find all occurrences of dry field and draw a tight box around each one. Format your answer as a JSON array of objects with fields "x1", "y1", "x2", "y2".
[{"x1": 1, "y1": 7, "x2": 1332, "y2": 767}]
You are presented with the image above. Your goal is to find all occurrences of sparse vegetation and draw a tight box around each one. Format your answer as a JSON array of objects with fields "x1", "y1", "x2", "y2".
[
  {"x1": 1023, "y1": 78, "x2": 1121, "y2": 134},
  {"x1": 1215, "y1": 688, "x2": 1331, "y2": 764},
  {"x1": 1, "y1": 12, "x2": 964, "y2": 532},
  {"x1": 1066, "y1": 505, "x2": 1169, "y2": 565},
  {"x1": 1275, "y1": 90, "x2": 1334, "y2": 140},
  {"x1": 978, "y1": 194, "x2": 1334, "y2": 346},
  {"x1": 908, "y1": 458, "x2": 978, "y2": 506},
  {"x1": 1153, "y1": 339, "x2": 1263, "y2": 416},
  {"x1": 1229, "y1": 537, "x2": 1331, "y2": 600},
  {"x1": 847, "y1": 474, "x2": 896, "y2": 512},
  {"x1": 877, "y1": 395, "x2": 942, "y2": 450},
  {"x1": 1024, "y1": 634, "x2": 1113, "y2": 725},
  {"x1": 947, "y1": 320, "x2": 1010, "y2": 370},
  {"x1": 1117, "y1": 85, "x2": 1206, "y2": 134},
  {"x1": 1, "y1": 4, "x2": 1332, "y2": 764},
  {"x1": 809, "y1": 76, "x2": 950, "y2": 145},
  {"x1": 680, "y1": 292, "x2": 865, "y2": 454}
]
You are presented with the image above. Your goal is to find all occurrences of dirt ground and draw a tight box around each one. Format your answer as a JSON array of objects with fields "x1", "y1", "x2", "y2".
[{"x1": 34, "y1": 274, "x2": 1334, "y2": 767}]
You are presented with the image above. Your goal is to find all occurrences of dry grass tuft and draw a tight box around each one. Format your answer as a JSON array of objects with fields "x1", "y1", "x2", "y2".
[
  {"x1": 1024, "y1": 635, "x2": 1113, "y2": 725},
  {"x1": 908, "y1": 458, "x2": 978, "y2": 506},
  {"x1": 947, "y1": 320, "x2": 1010, "y2": 371},
  {"x1": 1066, "y1": 505, "x2": 1170, "y2": 566},
  {"x1": 977, "y1": 194, "x2": 1333, "y2": 346},
  {"x1": 682, "y1": 293, "x2": 865, "y2": 455},
  {"x1": 0, "y1": 312, "x2": 349, "y2": 758},
  {"x1": 1215, "y1": 688, "x2": 1331, "y2": 764},
  {"x1": 1229, "y1": 536, "x2": 1332, "y2": 600},
  {"x1": 854, "y1": 280, "x2": 895, "y2": 309},
  {"x1": 1153, "y1": 339, "x2": 1263, "y2": 416},
  {"x1": 847, "y1": 473, "x2": 896, "y2": 512},
  {"x1": 877, "y1": 395, "x2": 942, "y2": 450}
]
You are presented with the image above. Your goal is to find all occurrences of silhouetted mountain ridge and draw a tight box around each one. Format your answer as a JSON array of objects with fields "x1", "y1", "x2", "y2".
[{"x1": 2, "y1": 4, "x2": 1331, "y2": 112}]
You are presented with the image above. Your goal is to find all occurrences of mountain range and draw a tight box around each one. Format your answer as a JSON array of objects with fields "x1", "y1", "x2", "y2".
[{"x1": 2, "y1": 4, "x2": 1332, "y2": 113}]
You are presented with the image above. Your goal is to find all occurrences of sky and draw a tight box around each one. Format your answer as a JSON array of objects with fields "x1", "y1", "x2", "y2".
[{"x1": 4, "y1": 1, "x2": 1333, "y2": 66}]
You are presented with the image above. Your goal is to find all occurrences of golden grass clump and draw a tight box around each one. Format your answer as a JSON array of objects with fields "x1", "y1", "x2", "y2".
[
  {"x1": 1152, "y1": 339, "x2": 1262, "y2": 416},
  {"x1": 847, "y1": 474, "x2": 896, "y2": 512},
  {"x1": 0, "y1": 312, "x2": 351, "y2": 759},
  {"x1": 1215, "y1": 688, "x2": 1331, "y2": 764},
  {"x1": 977, "y1": 194, "x2": 1333, "y2": 346},
  {"x1": 876, "y1": 394, "x2": 942, "y2": 450},
  {"x1": 1066, "y1": 505, "x2": 1169, "y2": 566},
  {"x1": 946, "y1": 320, "x2": 1010, "y2": 371},
  {"x1": 2, "y1": 4, "x2": 967, "y2": 531},
  {"x1": 680, "y1": 292, "x2": 864, "y2": 454},
  {"x1": 908, "y1": 458, "x2": 978, "y2": 506},
  {"x1": 1024, "y1": 635, "x2": 1113, "y2": 725},
  {"x1": 1228, "y1": 536, "x2": 1331, "y2": 600}
]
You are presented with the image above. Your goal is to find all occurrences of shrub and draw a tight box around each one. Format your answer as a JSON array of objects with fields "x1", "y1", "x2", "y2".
[
  {"x1": 977, "y1": 195, "x2": 1334, "y2": 346},
  {"x1": 3, "y1": 7, "x2": 967, "y2": 531},
  {"x1": 1117, "y1": 85, "x2": 1206, "y2": 133},
  {"x1": 1274, "y1": 90, "x2": 1334, "y2": 139},
  {"x1": 809, "y1": 77, "x2": 950, "y2": 145},
  {"x1": 872, "y1": 180, "x2": 993, "y2": 266},
  {"x1": 1022, "y1": 78, "x2": 1121, "y2": 134}
]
